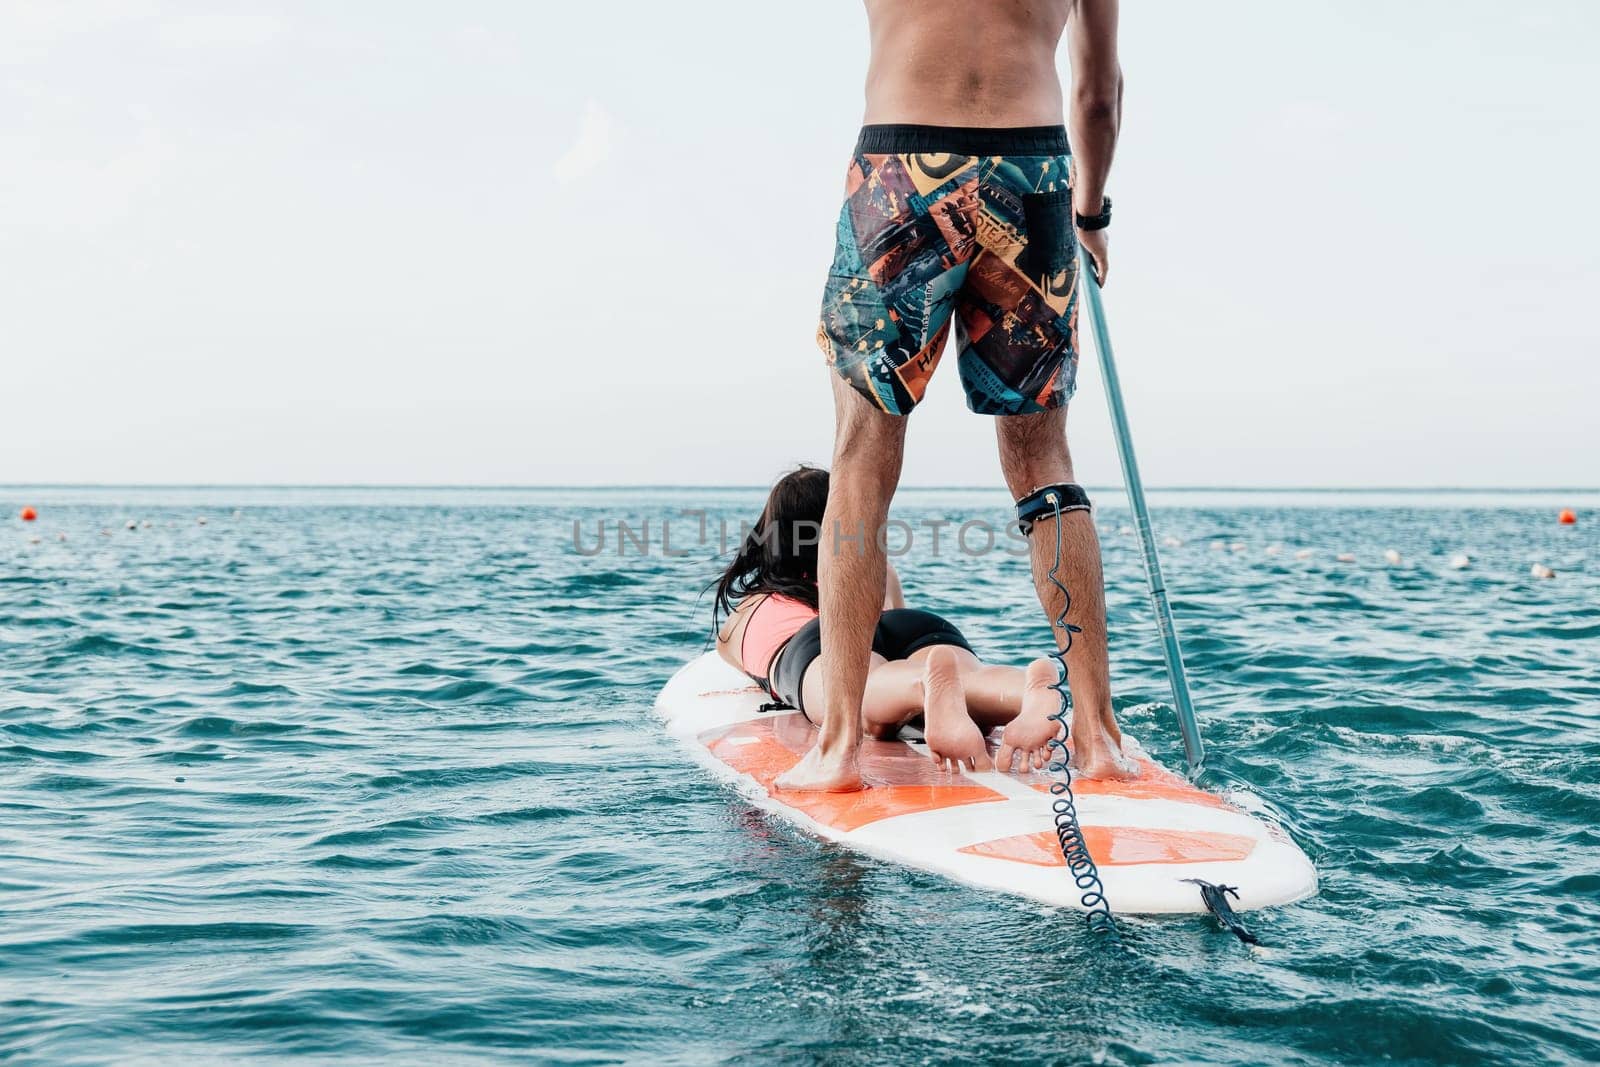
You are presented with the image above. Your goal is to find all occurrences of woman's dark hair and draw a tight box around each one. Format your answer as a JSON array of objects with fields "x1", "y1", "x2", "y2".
[{"x1": 712, "y1": 465, "x2": 829, "y2": 632}]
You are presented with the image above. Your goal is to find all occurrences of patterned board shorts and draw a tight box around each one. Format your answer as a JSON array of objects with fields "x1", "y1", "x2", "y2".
[{"x1": 817, "y1": 124, "x2": 1081, "y2": 417}]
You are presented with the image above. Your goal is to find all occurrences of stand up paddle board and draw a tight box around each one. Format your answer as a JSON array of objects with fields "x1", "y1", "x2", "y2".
[{"x1": 658, "y1": 652, "x2": 1317, "y2": 915}]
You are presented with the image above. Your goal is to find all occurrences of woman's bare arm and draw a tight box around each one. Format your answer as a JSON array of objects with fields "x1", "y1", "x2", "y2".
[
  {"x1": 883, "y1": 562, "x2": 906, "y2": 611},
  {"x1": 715, "y1": 599, "x2": 750, "y2": 670}
]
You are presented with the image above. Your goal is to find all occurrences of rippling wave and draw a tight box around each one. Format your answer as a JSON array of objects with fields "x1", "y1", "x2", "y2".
[{"x1": 2, "y1": 488, "x2": 1596, "y2": 1064}]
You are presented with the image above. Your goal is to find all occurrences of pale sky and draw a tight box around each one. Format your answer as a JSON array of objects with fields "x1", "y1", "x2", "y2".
[{"x1": 3, "y1": 1, "x2": 1596, "y2": 487}]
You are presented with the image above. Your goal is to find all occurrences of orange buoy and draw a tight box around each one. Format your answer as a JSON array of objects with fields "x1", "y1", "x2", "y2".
[
  {"x1": 20, "y1": 506, "x2": 37, "y2": 522},
  {"x1": 1558, "y1": 508, "x2": 1577, "y2": 525}
]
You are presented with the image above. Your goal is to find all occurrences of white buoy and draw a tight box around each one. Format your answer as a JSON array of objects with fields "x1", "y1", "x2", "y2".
[
  {"x1": 1337, "y1": 552, "x2": 1356, "y2": 563},
  {"x1": 1265, "y1": 543, "x2": 1282, "y2": 556},
  {"x1": 1210, "y1": 540, "x2": 1226, "y2": 551},
  {"x1": 125, "y1": 519, "x2": 137, "y2": 530},
  {"x1": 197, "y1": 516, "x2": 208, "y2": 526},
  {"x1": 1229, "y1": 541, "x2": 1246, "y2": 553},
  {"x1": 1162, "y1": 535, "x2": 1183, "y2": 548},
  {"x1": 1531, "y1": 563, "x2": 1556, "y2": 579},
  {"x1": 1295, "y1": 548, "x2": 1314, "y2": 560},
  {"x1": 1384, "y1": 549, "x2": 1402, "y2": 565},
  {"x1": 1449, "y1": 553, "x2": 1470, "y2": 570},
  {"x1": 141, "y1": 519, "x2": 153, "y2": 529},
  {"x1": 1118, "y1": 525, "x2": 1135, "y2": 536}
]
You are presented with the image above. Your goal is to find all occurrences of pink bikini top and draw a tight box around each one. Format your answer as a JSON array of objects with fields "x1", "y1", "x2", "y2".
[{"x1": 738, "y1": 594, "x2": 819, "y2": 682}]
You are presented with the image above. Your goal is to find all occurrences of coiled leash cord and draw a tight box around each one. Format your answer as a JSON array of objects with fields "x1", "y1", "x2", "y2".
[{"x1": 1018, "y1": 485, "x2": 1119, "y2": 938}]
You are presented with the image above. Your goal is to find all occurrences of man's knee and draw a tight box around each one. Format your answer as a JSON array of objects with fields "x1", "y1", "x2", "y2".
[
  {"x1": 830, "y1": 453, "x2": 902, "y2": 508},
  {"x1": 996, "y1": 410, "x2": 1071, "y2": 493},
  {"x1": 836, "y1": 410, "x2": 905, "y2": 460},
  {"x1": 831, "y1": 380, "x2": 908, "y2": 497}
]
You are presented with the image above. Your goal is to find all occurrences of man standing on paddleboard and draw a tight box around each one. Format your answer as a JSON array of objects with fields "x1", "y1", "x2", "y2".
[{"x1": 777, "y1": 0, "x2": 1135, "y2": 792}]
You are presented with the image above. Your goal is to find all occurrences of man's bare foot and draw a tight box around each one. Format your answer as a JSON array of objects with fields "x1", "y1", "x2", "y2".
[
  {"x1": 921, "y1": 646, "x2": 991, "y2": 773},
  {"x1": 1098, "y1": 702, "x2": 1125, "y2": 749},
  {"x1": 1069, "y1": 724, "x2": 1140, "y2": 780},
  {"x1": 996, "y1": 658, "x2": 1063, "y2": 774},
  {"x1": 774, "y1": 743, "x2": 864, "y2": 792}
]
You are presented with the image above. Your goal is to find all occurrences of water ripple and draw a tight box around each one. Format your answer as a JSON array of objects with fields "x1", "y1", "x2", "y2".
[{"x1": 1, "y1": 491, "x2": 1596, "y2": 1064}]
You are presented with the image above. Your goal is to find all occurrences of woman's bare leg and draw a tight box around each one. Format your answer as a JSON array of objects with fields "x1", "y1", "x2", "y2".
[
  {"x1": 799, "y1": 649, "x2": 990, "y2": 770},
  {"x1": 904, "y1": 647, "x2": 1062, "y2": 774},
  {"x1": 900, "y1": 647, "x2": 1034, "y2": 726},
  {"x1": 859, "y1": 659, "x2": 926, "y2": 737},
  {"x1": 919, "y1": 646, "x2": 991, "y2": 771},
  {"x1": 952, "y1": 665, "x2": 1028, "y2": 727},
  {"x1": 800, "y1": 653, "x2": 924, "y2": 738}
]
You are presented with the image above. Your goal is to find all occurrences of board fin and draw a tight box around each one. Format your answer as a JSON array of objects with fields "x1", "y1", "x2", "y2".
[{"x1": 1183, "y1": 879, "x2": 1260, "y2": 945}]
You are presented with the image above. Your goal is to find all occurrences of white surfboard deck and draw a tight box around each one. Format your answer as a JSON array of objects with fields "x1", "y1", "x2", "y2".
[{"x1": 658, "y1": 652, "x2": 1317, "y2": 915}]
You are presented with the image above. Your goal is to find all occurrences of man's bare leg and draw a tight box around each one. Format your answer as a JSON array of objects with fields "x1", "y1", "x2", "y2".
[
  {"x1": 995, "y1": 406, "x2": 1137, "y2": 779},
  {"x1": 774, "y1": 375, "x2": 907, "y2": 791}
]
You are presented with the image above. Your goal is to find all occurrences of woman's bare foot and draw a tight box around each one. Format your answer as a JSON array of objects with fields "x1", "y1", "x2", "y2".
[
  {"x1": 996, "y1": 658, "x2": 1063, "y2": 774},
  {"x1": 774, "y1": 742, "x2": 864, "y2": 792},
  {"x1": 921, "y1": 647, "x2": 991, "y2": 773}
]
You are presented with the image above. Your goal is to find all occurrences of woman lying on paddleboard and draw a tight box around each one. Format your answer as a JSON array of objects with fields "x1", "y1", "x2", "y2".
[{"x1": 713, "y1": 466, "x2": 1076, "y2": 775}]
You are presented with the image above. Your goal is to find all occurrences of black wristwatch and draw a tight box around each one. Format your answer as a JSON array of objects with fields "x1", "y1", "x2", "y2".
[{"x1": 1075, "y1": 196, "x2": 1112, "y2": 231}]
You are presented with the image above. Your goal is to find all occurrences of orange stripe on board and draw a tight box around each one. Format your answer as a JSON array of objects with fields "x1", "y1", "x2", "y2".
[
  {"x1": 1025, "y1": 753, "x2": 1234, "y2": 811},
  {"x1": 700, "y1": 715, "x2": 1004, "y2": 833},
  {"x1": 959, "y1": 826, "x2": 1256, "y2": 868}
]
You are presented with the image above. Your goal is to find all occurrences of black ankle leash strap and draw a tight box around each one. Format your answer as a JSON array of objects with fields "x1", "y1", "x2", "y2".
[{"x1": 1014, "y1": 483, "x2": 1093, "y2": 536}]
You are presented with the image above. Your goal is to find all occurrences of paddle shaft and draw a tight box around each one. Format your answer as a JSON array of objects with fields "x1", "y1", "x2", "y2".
[{"x1": 1077, "y1": 249, "x2": 1205, "y2": 773}]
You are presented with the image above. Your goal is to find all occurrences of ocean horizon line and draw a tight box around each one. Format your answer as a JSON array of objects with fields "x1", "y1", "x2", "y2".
[{"x1": 2, "y1": 483, "x2": 1596, "y2": 494}]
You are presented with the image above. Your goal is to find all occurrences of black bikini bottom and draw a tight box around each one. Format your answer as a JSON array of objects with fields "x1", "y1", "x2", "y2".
[{"x1": 768, "y1": 608, "x2": 974, "y2": 717}]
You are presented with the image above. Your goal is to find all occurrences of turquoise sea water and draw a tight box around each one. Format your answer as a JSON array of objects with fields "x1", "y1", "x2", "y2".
[{"x1": 3, "y1": 486, "x2": 1598, "y2": 1065}]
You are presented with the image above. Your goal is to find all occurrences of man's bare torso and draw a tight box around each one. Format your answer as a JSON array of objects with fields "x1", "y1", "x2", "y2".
[{"x1": 863, "y1": 0, "x2": 1072, "y2": 126}]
